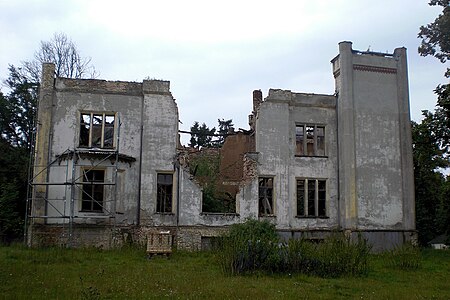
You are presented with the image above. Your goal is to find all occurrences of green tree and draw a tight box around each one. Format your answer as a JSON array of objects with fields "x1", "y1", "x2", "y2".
[
  {"x1": 418, "y1": 0, "x2": 450, "y2": 156},
  {"x1": 189, "y1": 122, "x2": 216, "y2": 148},
  {"x1": 412, "y1": 116, "x2": 448, "y2": 245},
  {"x1": 0, "y1": 138, "x2": 28, "y2": 243},
  {"x1": 1, "y1": 65, "x2": 39, "y2": 150},
  {"x1": 215, "y1": 118, "x2": 234, "y2": 147},
  {"x1": 0, "y1": 33, "x2": 97, "y2": 242}
]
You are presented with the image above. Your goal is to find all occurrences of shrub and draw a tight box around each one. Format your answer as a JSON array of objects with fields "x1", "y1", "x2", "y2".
[
  {"x1": 282, "y1": 234, "x2": 371, "y2": 277},
  {"x1": 385, "y1": 242, "x2": 421, "y2": 270},
  {"x1": 217, "y1": 219, "x2": 279, "y2": 275},
  {"x1": 313, "y1": 233, "x2": 371, "y2": 277},
  {"x1": 217, "y1": 221, "x2": 372, "y2": 277}
]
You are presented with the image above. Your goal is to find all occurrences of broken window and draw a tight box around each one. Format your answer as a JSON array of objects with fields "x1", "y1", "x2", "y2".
[
  {"x1": 259, "y1": 177, "x2": 274, "y2": 216},
  {"x1": 79, "y1": 112, "x2": 115, "y2": 149},
  {"x1": 81, "y1": 169, "x2": 105, "y2": 212},
  {"x1": 156, "y1": 173, "x2": 173, "y2": 213},
  {"x1": 296, "y1": 179, "x2": 327, "y2": 217},
  {"x1": 295, "y1": 124, "x2": 325, "y2": 156}
]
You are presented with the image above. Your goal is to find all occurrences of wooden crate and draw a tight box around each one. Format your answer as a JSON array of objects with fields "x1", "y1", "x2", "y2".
[{"x1": 147, "y1": 231, "x2": 172, "y2": 257}]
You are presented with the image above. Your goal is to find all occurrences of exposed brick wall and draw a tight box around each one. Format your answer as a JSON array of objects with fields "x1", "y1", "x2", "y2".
[{"x1": 56, "y1": 78, "x2": 143, "y2": 95}]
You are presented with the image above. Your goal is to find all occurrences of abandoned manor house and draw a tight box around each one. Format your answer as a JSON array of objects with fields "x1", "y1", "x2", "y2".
[{"x1": 27, "y1": 41, "x2": 416, "y2": 251}]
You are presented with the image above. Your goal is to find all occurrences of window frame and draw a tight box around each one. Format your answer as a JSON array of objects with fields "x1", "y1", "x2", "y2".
[
  {"x1": 79, "y1": 112, "x2": 116, "y2": 149},
  {"x1": 80, "y1": 168, "x2": 106, "y2": 213},
  {"x1": 296, "y1": 178, "x2": 327, "y2": 218},
  {"x1": 156, "y1": 172, "x2": 174, "y2": 214},
  {"x1": 258, "y1": 177, "x2": 275, "y2": 216},
  {"x1": 295, "y1": 124, "x2": 326, "y2": 157}
]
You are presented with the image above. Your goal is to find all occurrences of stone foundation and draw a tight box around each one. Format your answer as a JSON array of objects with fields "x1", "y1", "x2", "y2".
[{"x1": 28, "y1": 224, "x2": 417, "y2": 252}]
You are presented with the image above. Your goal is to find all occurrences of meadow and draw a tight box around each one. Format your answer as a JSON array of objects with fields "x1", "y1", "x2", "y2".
[{"x1": 1, "y1": 245, "x2": 449, "y2": 299}]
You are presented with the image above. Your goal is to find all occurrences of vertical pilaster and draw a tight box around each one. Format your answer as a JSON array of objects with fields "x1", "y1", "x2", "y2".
[
  {"x1": 336, "y1": 42, "x2": 358, "y2": 229},
  {"x1": 32, "y1": 63, "x2": 55, "y2": 224},
  {"x1": 394, "y1": 47, "x2": 415, "y2": 230}
]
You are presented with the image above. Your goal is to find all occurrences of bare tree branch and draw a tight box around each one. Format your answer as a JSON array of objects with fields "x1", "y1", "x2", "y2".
[{"x1": 21, "y1": 32, "x2": 98, "y2": 82}]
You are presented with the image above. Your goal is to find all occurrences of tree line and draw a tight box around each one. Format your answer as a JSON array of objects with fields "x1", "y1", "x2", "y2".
[{"x1": 0, "y1": 33, "x2": 97, "y2": 243}]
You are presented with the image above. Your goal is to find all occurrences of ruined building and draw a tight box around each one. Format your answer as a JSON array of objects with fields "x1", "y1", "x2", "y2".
[{"x1": 27, "y1": 41, "x2": 415, "y2": 251}]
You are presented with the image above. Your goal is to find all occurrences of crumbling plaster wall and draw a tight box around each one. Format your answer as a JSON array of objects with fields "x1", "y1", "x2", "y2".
[
  {"x1": 45, "y1": 78, "x2": 143, "y2": 225},
  {"x1": 140, "y1": 80, "x2": 179, "y2": 226},
  {"x1": 333, "y1": 42, "x2": 415, "y2": 231},
  {"x1": 255, "y1": 90, "x2": 339, "y2": 230}
]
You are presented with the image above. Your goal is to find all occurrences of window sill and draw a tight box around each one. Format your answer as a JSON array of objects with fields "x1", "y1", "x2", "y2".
[
  {"x1": 155, "y1": 212, "x2": 174, "y2": 215},
  {"x1": 259, "y1": 215, "x2": 276, "y2": 218},
  {"x1": 76, "y1": 147, "x2": 116, "y2": 151},
  {"x1": 201, "y1": 212, "x2": 239, "y2": 216},
  {"x1": 295, "y1": 155, "x2": 328, "y2": 158},
  {"x1": 80, "y1": 210, "x2": 104, "y2": 213},
  {"x1": 295, "y1": 216, "x2": 329, "y2": 219}
]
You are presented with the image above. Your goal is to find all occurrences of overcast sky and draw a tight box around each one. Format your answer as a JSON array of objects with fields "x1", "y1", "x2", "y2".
[{"x1": 0, "y1": 0, "x2": 447, "y2": 144}]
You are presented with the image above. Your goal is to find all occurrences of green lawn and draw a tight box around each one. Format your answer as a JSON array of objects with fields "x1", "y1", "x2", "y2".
[{"x1": 1, "y1": 246, "x2": 449, "y2": 299}]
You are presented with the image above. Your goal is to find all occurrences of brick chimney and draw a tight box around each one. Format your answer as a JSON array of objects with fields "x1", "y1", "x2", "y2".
[{"x1": 253, "y1": 89, "x2": 262, "y2": 113}]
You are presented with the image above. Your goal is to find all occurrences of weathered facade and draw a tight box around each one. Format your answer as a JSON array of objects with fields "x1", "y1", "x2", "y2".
[{"x1": 28, "y1": 41, "x2": 415, "y2": 251}]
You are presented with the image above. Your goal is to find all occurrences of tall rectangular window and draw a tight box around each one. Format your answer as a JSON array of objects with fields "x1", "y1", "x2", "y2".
[
  {"x1": 295, "y1": 124, "x2": 325, "y2": 156},
  {"x1": 81, "y1": 169, "x2": 105, "y2": 212},
  {"x1": 157, "y1": 173, "x2": 173, "y2": 213},
  {"x1": 79, "y1": 112, "x2": 115, "y2": 149},
  {"x1": 307, "y1": 180, "x2": 316, "y2": 216},
  {"x1": 296, "y1": 179, "x2": 305, "y2": 216},
  {"x1": 259, "y1": 177, "x2": 274, "y2": 216},
  {"x1": 296, "y1": 179, "x2": 327, "y2": 217}
]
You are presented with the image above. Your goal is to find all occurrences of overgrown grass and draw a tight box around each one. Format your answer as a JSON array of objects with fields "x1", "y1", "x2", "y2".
[
  {"x1": 217, "y1": 219, "x2": 371, "y2": 277},
  {"x1": 1, "y1": 245, "x2": 450, "y2": 299},
  {"x1": 384, "y1": 242, "x2": 422, "y2": 270}
]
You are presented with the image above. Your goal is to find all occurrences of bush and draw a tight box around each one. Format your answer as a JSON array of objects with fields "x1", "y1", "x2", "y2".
[
  {"x1": 281, "y1": 234, "x2": 371, "y2": 277},
  {"x1": 217, "y1": 220, "x2": 372, "y2": 277},
  {"x1": 217, "y1": 219, "x2": 279, "y2": 275},
  {"x1": 385, "y1": 242, "x2": 421, "y2": 270},
  {"x1": 313, "y1": 233, "x2": 371, "y2": 277}
]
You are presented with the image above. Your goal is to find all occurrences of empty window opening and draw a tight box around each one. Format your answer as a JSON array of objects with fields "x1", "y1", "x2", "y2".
[
  {"x1": 295, "y1": 124, "x2": 325, "y2": 156},
  {"x1": 157, "y1": 173, "x2": 173, "y2": 213},
  {"x1": 81, "y1": 169, "x2": 105, "y2": 212},
  {"x1": 297, "y1": 179, "x2": 327, "y2": 217},
  {"x1": 79, "y1": 112, "x2": 115, "y2": 149},
  {"x1": 259, "y1": 177, "x2": 274, "y2": 216}
]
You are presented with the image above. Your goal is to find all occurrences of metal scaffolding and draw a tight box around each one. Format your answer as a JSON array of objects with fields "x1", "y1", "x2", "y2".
[{"x1": 25, "y1": 117, "x2": 122, "y2": 248}]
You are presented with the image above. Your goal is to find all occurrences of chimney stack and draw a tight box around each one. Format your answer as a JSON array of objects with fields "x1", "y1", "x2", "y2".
[{"x1": 253, "y1": 89, "x2": 262, "y2": 113}]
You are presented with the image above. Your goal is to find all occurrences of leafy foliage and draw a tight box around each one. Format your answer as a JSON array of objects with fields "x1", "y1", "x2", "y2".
[
  {"x1": 414, "y1": 1, "x2": 450, "y2": 246},
  {"x1": 0, "y1": 139, "x2": 28, "y2": 243},
  {"x1": 1, "y1": 65, "x2": 38, "y2": 150},
  {"x1": 217, "y1": 219, "x2": 279, "y2": 275},
  {"x1": 189, "y1": 121, "x2": 216, "y2": 148},
  {"x1": 188, "y1": 119, "x2": 234, "y2": 148},
  {"x1": 217, "y1": 219, "x2": 371, "y2": 277},
  {"x1": 189, "y1": 151, "x2": 235, "y2": 213},
  {"x1": 412, "y1": 117, "x2": 449, "y2": 245},
  {"x1": 0, "y1": 66, "x2": 37, "y2": 243},
  {"x1": 0, "y1": 33, "x2": 97, "y2": 243},
  {"x1": 215, "y1": 118, "x2": 234, "y2": 147}
]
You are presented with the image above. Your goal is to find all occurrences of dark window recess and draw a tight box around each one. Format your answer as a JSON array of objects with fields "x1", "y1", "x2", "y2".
[
  {"x1": 81, "y1": 169, "x2": 105, "y2": 212},
  {"x1": 157, "y1": 174, "x2": 173, "y2": 213},
  {"x1": 295, "y1": 124, "x2": 325, "y2": 156},
  {"x1": 296, "y1": 178, "x2": 327, "y2": 217},
  {"x1": 79, "y1": 113, "x2": 115, "y2": 149},
  {"x1": 258, "y1": 177, "x2": 274, "y2": 216},
  {"x1": 318, "y1": 180, "x2": 326, "y2": 217},
  {"x1": 296, "y1": 179, "x2": 305, "y2": 216}
]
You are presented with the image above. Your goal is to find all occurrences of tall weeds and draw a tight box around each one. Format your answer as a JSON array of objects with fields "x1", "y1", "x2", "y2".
[
  {"x1": 217, "y1": 219, "x2": 372, "y2": 277},
  {"x1": 385, "y1": 242, "x2": 421, "y2": 270}
]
